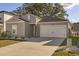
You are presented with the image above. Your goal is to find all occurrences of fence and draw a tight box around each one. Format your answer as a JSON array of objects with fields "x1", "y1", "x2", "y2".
[{"x1": 72, "y1": 31, "x2": 79, "y2": 36}]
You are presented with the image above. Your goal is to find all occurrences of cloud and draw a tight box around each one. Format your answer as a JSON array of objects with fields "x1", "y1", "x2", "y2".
[
  {"x1": 64, "y1": 4, "x2": 75, "y2": 9},
  {"x1": 61, "y1": 3, "x2": 79, "y2": 10}
]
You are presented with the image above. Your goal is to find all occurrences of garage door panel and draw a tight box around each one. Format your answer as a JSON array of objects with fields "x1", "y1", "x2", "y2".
[{"x1": 40, "y1": 25, "x2": 67, "y2": 38}]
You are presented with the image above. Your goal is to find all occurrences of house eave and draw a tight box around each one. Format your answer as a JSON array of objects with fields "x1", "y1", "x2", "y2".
[
  {"x1": 39, "y1": 21, "x2": 68, "y2": 25},
  {"x1": 6, "y1": 21, "x2": 25, "y2": 23}
]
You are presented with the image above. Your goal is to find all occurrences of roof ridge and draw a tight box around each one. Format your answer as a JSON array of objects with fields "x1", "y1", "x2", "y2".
[{"x1": 0, "y1": 11, "x2": 17, "y2": 15}]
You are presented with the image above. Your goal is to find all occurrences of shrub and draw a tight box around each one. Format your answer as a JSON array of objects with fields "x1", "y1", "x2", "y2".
[
  {"x1": 21, "y1": 36, "x2": 25, "y2": 39},
  {"x1": 0, "y1": 31, "x2": 11, "y2": 38}
]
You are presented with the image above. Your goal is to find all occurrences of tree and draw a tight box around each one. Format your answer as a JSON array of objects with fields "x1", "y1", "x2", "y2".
[
  {"x1": 13, "y1": 3, "x2": 68, "y2": 19},
  {"x1": 13, "y1": 3, "x2": 52, "y2": 17},
  {"x1": 51, "y1": 3, "x2": 68, "y2": 19}
]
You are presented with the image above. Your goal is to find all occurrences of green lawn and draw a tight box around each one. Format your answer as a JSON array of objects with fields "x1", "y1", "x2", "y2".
[
  {"x1": 52, "y1": 36, "x2": 79, "y2": 56},
  {"x1": 52, "y1": 51, "x2": 79, "y2": 56},
  {"x1": 0, "y1": 39, "x2": 20, "y2": 48},
  {"x1": 61, "y1": 36, "x2": 79, "y2": 46},
  {"x1": 71, "y1": 36, "x2": 79, "y2": 46}
]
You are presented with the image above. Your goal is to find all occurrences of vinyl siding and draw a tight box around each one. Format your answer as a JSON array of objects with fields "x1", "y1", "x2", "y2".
[{"x1": 6, "y1": 22, "x2": 26, "y2": 37}]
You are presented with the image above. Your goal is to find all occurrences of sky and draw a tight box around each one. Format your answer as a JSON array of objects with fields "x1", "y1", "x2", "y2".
[
  {"x1": 0, "y1": 3, "x2": 78, "y2": 23},
  {"x1": 64, "y1": 3, "x2": 79, "y2": 23},
  {"x1": 0, "y1": 3, "x2": 22, "y2": 11}
]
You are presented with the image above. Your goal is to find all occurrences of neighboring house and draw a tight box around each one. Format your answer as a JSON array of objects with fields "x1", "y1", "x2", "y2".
[
  {"x1": 72, "y1": 22, "x2": 79, "y2": 36},
  {"x1": 0, "y1": 11, "x2": 71, "y2": 38}
]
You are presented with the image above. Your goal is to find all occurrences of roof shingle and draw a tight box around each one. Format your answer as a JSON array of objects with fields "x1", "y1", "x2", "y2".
[{"x1": 40, "y1": 16, "x2": 68, "y2": 22}]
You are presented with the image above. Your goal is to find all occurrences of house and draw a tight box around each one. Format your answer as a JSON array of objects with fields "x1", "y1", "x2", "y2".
[
  {"x1": 39, "y1": 16, "x2": 71, "y2": 38},
  {"x1": 72, "y1": 22, "x2": 79, "y2": 36},
  {"x1": 0, "y1": 11, "x2": 71, "y2": 38},
  {"x1": 0, "y1": 11, "x2": 41, "y2": 38}
]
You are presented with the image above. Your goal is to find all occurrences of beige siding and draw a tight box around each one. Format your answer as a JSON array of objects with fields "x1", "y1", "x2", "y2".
[
  {"x1": 4, "y1": 13, "x2": 13, "y2": 22},
  {"x1": 22, "y1": 14, "x2": 41, "y2": 24},
  {"x1": 4, "y1": 13, "x2": 13, "y2": 31},
  {"x1": 0, "y1": 13, "x2": 14, "y2": 32},
  {"x1": 22, "y1": 14, "x2": 35, "y2": 23},
  {"x1": 0, "y1": 25, "x2": 4, "y2": 33},
  {"x1": 28, "y1": 24, "x2": 33, "y2": 37},
  {"x1": 6, "y1": 22, "x2": 26, "y2": 37},
  {"x1": 25, "y1": 22, "x2": 29, "y2": 37},
  {"x1": 29, "y1": 14, "x2": 36, "y2": 23},
  {"x1": 6, "y1": 23, "x2": 12, "y2": 32},
  {"x1": 0, "y1": 13, "x2": 5, "y2": 33},
  {"x1": 0, "y1": 13, "x2": 4, "y2": 23},
  {"x1": 36, "y1": 24, "x2": 40, "y2": 37}
]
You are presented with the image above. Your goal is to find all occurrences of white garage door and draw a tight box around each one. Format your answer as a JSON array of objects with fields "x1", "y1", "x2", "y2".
[{"x1": 40, "y1": 25, "x2": 67, "y2": 38}]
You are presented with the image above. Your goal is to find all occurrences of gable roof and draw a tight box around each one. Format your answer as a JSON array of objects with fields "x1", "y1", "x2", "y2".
[
  {"x1": 73, "y1": 22, "x2": 79, "y2": 25},
  {"x1": 21, "y1": 13, "x2": 41, "y2": 19},
  {"x1": 72, "y1": 22, "x2": 79, "y2": 31},
  {"x1": 15, "y1": 15, "x2": 29, "y2": 22},
  {"x1": 0, "y1": 11, "x2": 29, "y2": 22},
  {"x1": 73, "y1": 22, "x2": 79, "y2": 28},
  {"x1": 6, "y1": 16, "x2": 29, "y2": 23},
  {"x1": 40, "y1": 16, "x2": 68, "y2": 22},
  {"x1": 0, "y1": 11, "x2": 17, "y2": 16}
]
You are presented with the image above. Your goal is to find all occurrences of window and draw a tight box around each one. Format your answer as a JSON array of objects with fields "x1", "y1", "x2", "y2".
[{"x1": 12, "y1": 25, "x2": 17, "y2": 35}]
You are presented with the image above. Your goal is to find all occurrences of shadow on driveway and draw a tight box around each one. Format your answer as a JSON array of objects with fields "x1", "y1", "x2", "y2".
[
  {"x1": 26, "y1": 37, "x2": 53, "y2": 42},
  {"x1": 26, "y1": 37, "x2": 65, "y2": 46},
  {"x1": 43, "y1": 38, "x2": 65, "y2": 46}
]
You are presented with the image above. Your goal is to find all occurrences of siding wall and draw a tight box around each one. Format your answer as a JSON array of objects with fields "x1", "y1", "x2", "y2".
[
  {"x1": 6, "y1": 22, "x2": 26, "y2": 37},
  {"x1": 0, "y1": 13, "x2": 4, "y2": 33},
  {"x1": 0, "y1": 25, "x2": 4, "y2": 33},
  {"x1": 0, "y1": 13, "x2": 4, "y2": 23},
  {"x1": 22, "y1": 14, "x2": 41, "y2": 24},
  {"x1": 25, "y1": 22, "x2": 29, "y2": 37},
  {"x1": 36, "y1": 24, "x2": 40, "y2": 37}
]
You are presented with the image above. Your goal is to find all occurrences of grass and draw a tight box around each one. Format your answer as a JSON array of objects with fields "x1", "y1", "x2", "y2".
[
  {"x1": 52, "y1": 51, "x2": 79, "y2": 56},
  {"x1": 60, "y1": 38, "x2": 67, "y2": 46},
  {"x1": 71, "y1": 36, "x2": 79, "y2": 46},
  {"x1": 0, "y1": 39, "x2": 20, "y2": 48},
  {"x1": 61, "y1": 36, "x2": 79, "y2": 46},
  {"x1": 52, "y1": 36, "x2": 79, "y2": 56}
]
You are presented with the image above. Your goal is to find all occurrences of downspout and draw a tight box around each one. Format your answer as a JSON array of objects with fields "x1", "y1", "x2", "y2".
[{"x1": 4, "y1": 22, "x2": 6, "y2": 32}]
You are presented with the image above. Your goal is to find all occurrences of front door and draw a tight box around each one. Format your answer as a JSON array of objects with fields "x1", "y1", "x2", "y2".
[{"x1": 29, "y1": 24, "x2": 36, "y2": 37}]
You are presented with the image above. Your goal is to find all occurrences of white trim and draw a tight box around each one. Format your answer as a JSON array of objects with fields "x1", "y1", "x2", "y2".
[
  {"x1": 29, "y1": 23, "x2": 36, "y2": 24},
  {"x1": 4, "y1": 22, "x2": 6, "y2": 31},
  {"x1": 6, "y1": 21, "x2": 25, "y2": 23},
  {"x1": 0, "y1": 24, "x2": 3, "y2": 26},
  {"x1": 39, "y1": 21, "x2": 68, "y2": 24}
]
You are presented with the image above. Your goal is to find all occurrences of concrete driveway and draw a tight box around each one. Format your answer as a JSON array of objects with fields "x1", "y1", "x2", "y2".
[{"x1": 0, "y1": 38, "x2": 65, "y2": 56}]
